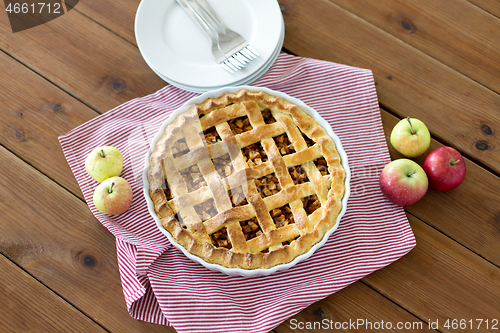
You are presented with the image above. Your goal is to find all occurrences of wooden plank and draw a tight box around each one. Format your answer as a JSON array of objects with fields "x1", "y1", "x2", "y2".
[
  {"x1": 327, "y1": 0, "x2": 500, "y2": 94},
  {"x1": 467, "y1": 0, "x2": 500, "y2": 18},
  {"x1": 0, "y1": 50, "x2": 98, "y2": 200},
  {"x1": 275, "y1": 282, "x2": 432, "y2": 332},
  {"x1": 381, "y1": 110, "x2": 500, "y2": 267},
  {"x1": 0, "y1": 254, "x2": 107, "y2": 332},
  {"x1": 364, "y1": 213, "x2": 500, "y2": 332},
  {"x1": 0, "y1": 8, "x2": 166, "y2": 113},
  {"x1": 0, "y1": 145, "x2": 174, "y2": 333},
  {"x1": 280, "y1": 0, "x2": 500, "y2": 175}
]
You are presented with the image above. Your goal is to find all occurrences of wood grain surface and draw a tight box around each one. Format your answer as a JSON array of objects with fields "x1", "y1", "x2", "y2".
[
  {"x1": 329, "y1": 0, "x2": 500, "y2": 94},
  {"x1": 0, "y1": 50, "x2": 97, "y2": 199},
  {"x1": 0, "y1": 8, "x2": 165, "y2": 113},
  {"x1": 0, "y1": 0, "x2": 499, "y2": 331},
  {"x1": 467, "y1": 0, "x2": 500, "y2": 18},
  {"x1": 0, "y1": 254, "x2": 107, "y2": 332},
  {"x1": 280, "y1": 0, "x2": 500, "y2": 174}
]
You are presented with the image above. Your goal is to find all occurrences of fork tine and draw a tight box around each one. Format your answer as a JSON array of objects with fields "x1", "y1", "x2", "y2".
[
  {"x1": 240, "y1": 48, "x2": 256, "y2": 61},
  {"x1": 246, "y1": 45, "x2": 260, "y2": 57},
  {"x1": 224, "y1": 60, "x2": 239, "y2": 72},
  {"x1": 228, "y1": 57, "x2": 244, "y2": 69},
  {"x1": 238, "y1": 52, "x2": 253, "y2": 62},
  {"x1": 231, "y1": 55, "x2": 246, "y2": 67},
  {"x1": 234, "y1": 53, "x2": 249, "y2": 64},
  {"x1": 242, "y1": 47, "x2": 257, "y2": 59},
  {"x1": 220, "y1": 62, "x2": 235, "y2": 73}
]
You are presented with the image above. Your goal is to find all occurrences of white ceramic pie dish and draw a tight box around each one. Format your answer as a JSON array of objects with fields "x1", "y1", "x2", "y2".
[{"x1": 142, "y1": 86, "x2": 351, "y2": 277}]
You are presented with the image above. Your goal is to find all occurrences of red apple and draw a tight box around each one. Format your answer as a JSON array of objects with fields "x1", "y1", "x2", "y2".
[
  {"x1": 380, "y1": 159, "x2": 428, "y2": 206},
  {"x1": 422, "y1": 146, "x2": 466, "y2": 191},
  {"x1": 93, "y1": 176, "x2": 133, "y2": 215}
]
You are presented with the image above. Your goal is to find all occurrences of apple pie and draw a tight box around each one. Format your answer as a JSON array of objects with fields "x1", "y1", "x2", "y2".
[{"x1": 147, "y1": 89, "x2": 346, "y2": 269}]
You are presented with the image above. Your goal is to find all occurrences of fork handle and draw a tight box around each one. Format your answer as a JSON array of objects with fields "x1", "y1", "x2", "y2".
[
  {"x1": 185, "y1": 0, "x2": 228, "y2": 38},
  {"x1": 175, "y1": 0, "x2": 218, "y2": 41},
  {"x1": 193, "y1": 0, "x2": 230, "y2": 33}
]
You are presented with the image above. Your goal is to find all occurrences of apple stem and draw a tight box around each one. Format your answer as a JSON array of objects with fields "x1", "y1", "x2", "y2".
[
  {"x1": 406, "y1": 117, "x2": 416, "y2": 135},
  {"x1": 100, "y1": 149, "x2": 105, "y2": 158},
  {"x1": 407, "y1": 170, "x2": 417, "y2": 177},
  {"x1": 109, "y1": 182, "x2": 115, "y2": 193},
  {"x1": 450, "y1": 159, "x2": 460, "y2": 166}
]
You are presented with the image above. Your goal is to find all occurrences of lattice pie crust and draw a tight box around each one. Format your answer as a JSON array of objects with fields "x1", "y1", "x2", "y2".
[{"x1": 147, "y1": 89, "x2": 346, "y2": 269}]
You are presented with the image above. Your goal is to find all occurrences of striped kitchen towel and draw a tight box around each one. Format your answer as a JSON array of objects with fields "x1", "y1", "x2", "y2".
[{"x1": 59, "y1": 53, "x2": 415, "y2": 333}]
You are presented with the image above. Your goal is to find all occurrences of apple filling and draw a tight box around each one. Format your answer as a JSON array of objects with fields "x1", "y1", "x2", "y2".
[
  {"x1": 270, "y1": 205, "x2": 297, "y2": 249},
  {"x1": 212, "y1": 153, "x2": 234, "y2": 178},
  {"x1": 271, "y1": 204, "x2": 294, "y2": 229},
  {"x1": 161, "y1": 177, "x2": 173, "y2": 201},
  {"x1": 262, "y1": 109, "x2": 277, "y2": 124},
  {"x1": 180, "y1": 164, "x2": 206, "y2": 192},
  {"x1": 203, "y1": 126, "x2": 222, "y2": 145},
  {"x1": 242, "y1": 142, "x2": 268, "y2": 166},
  {"x1": 229, "y1": 185, "x2": 248, "y2": 207},
  {"x1": 228, "y1": 116, "x2": 252, "y2": 134},
  {"x1": 314, "y1": 157, "x2": 329, "y2": 176},
  {"x1": 273, "y1": 133, "x2": 296, "y2": 156},
  {"x1": 171, "y1": 138, "x2": 189, "y2": 158},
  {"x1": 302, "y1": 194, "x2": 321, "y2": 215},
  {"x1": 210, "y1": 227, "x2": 232, "y2": 249},
  {"x1": 194, "y1": 198, "x2": 218, "y2": 222},
  {"x1": 288, "y1": 165, "x2": 310, "y2": 185},
  {"x1": 302, "y1": 133, "x2": 315, "y2": 147},
  {"x1": 240, "y1": 217, "x2": 263, "y2": 241},
  {"x1": 254, "y1": 173, "x2": 281, "y2": 198}
]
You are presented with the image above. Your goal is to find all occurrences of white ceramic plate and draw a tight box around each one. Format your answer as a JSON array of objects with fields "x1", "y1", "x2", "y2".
[
  {"x1": 135, "y1": 0, "x2": 283, "y2": 88},
  {"x1": 149, "y1": 20, "x2": 284, "y2": 92},
  {"x1": 143, "y1": 86, "x2": 351, "y2": 277}
]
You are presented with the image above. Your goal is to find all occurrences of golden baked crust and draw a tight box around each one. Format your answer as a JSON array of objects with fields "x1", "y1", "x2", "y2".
[{"x1": 147, "y1": 89, "x2": 345, "y2": 269}]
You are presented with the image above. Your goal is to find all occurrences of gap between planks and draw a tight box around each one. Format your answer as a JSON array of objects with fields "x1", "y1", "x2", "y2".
[
  {"x1": 466, "y1": 0, "x2": 500, "y2": 19},
  {"x1": 380, "y1": 101, "x2": 500, "y2": 180},
  {"x1": 0, "y1": 249, "x2": 111, "y2": 332},
  {"x1": 0, "y1": 48, "x2": 103, "y2": 116}
]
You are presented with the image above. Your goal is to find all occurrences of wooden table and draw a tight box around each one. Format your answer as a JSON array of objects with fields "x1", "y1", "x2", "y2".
[{"x1": 1, "y1": 0, "x2": 499, "y2": 331}]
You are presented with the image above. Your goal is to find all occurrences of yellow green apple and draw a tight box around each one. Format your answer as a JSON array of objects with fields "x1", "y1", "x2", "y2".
[
  {"x1": 390, "y1": 117, "x2": 431, "y2": 158},
  {"x1": 92, "y1": 176, "x2": 133, "y2": 215},
  {"x1": 85, "y1": 146, "x2": 123, "y2": 182}
]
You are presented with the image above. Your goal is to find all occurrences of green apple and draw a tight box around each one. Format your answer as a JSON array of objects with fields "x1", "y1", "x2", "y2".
[
  {"x1": 92, "y1": 176, "x2": 133, "y2": 215},
  {"x1": 85, "y1": 146, "x2": 123, "y2": 182},
  {"x1": 390, "y1": 117, "x2": 431, "y2": 158}
]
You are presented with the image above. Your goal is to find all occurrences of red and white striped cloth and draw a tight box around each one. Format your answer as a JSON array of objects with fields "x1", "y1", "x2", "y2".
[{"x1": 59, "y1": 53, "x2": 415, "y2": 333}]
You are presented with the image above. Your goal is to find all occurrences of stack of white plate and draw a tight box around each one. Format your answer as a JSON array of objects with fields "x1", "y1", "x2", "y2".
[{"x1": 135, "y1": 0, "x2": 284, "y2": 93}]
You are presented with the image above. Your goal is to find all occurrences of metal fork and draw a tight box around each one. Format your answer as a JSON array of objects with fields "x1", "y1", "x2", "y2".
[
  {"x1": 185, "y1": 0, "x2": 259, "y2": 70},
  {"x1": 176, "y1": 0, "x2": 239, "y2": 73}
]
